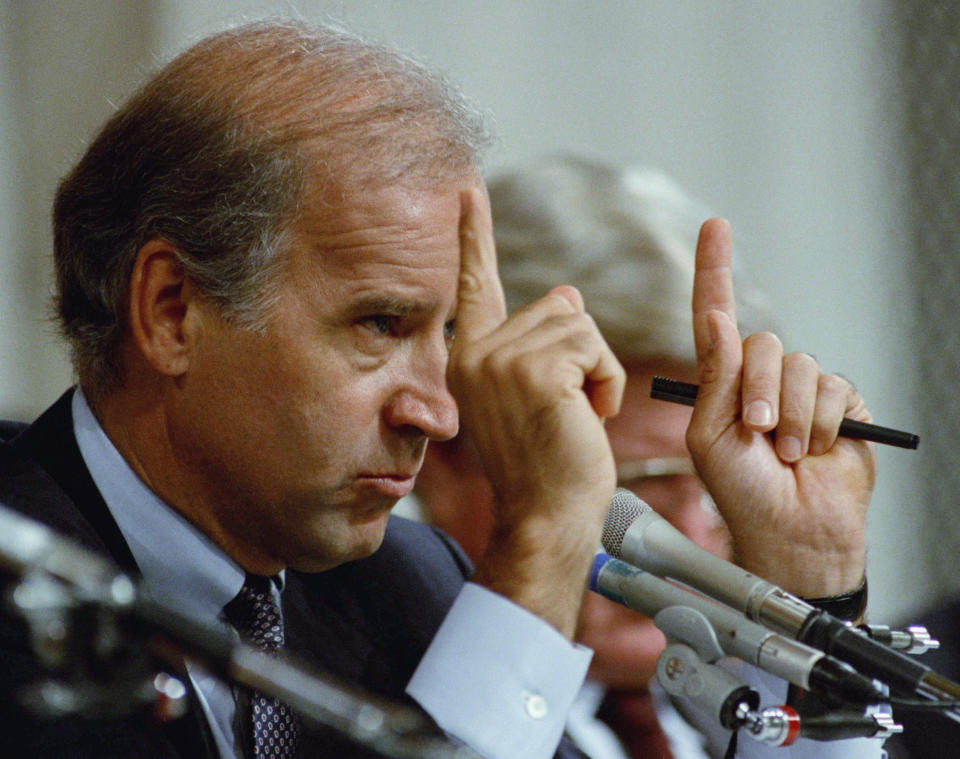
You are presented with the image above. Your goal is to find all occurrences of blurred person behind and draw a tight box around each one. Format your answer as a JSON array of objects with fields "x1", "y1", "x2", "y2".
[
  {"x1": 399, "y1": 154, "x2": 778, "y2": 758},
  {"x1": 0, "y1": 15, "x2": 885, "y2": 756}
]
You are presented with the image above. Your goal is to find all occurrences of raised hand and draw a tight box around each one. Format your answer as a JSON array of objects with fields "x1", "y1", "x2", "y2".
[
  {"x1": 447, "y1": 187, "x2": 625, "y2": 636},
  {"x1": 685, "y1": 218, "x2": 876, "y2": 597}
]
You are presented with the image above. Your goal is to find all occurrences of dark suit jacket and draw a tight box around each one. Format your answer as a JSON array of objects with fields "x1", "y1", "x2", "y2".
[{"x1": 0, "y1": 391, "x2": 584, "y2": 758}]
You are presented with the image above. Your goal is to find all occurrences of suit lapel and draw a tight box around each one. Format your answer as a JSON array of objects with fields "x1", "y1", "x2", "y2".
[
  {"x1": 1, "y1": 389, "x2": 220, "y2": 758},
  {"x1": 9, "y1": 389, "x2": 139, "y2": 573}
]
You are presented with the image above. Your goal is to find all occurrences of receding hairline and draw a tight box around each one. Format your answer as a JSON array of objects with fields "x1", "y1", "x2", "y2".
[
  {"x1": 52, "y1": 17, "x2": 492, "y2": 399},
  {"x1": 148, "y1": 19, "x2": 490, "y2": 191}
]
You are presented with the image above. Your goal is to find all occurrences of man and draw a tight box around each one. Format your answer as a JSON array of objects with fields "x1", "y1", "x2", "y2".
[
  {"x1": 408, "y1": 156, "x2": 881, "y2": 758},
  {"x1": 0, "y1": 19, "x2": 878, "y2": 759}
]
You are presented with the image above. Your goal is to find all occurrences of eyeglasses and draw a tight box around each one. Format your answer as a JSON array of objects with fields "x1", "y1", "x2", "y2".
[
  {"x1": 615, "y1": 456, "x2": 719, "y2": 521},
  {"x1": 616, "y1": 456, "x2": 695, "y2": 481}
]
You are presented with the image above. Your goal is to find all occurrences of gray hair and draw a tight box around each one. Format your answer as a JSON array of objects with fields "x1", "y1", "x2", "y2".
[
  {"x1": 489, "y1": 155, "x2": 773, "y2": 365},
  {"x1": 53, "y1": 19, "x2": 492, "y2": 399}
]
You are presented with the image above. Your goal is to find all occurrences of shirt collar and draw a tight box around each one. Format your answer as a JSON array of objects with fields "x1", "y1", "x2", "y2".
[{"x1": 71, "y1": 388, "x2": 246, "y2": 624}]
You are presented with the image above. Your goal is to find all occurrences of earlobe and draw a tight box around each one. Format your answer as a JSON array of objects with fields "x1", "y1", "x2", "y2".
[{"x1": 128, "y1": 240, "x2": 195, "y2": 378}]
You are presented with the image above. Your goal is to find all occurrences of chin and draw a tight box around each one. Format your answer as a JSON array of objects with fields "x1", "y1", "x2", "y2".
[
  {"x1": 345, "y1": 524, "x2": 389, "y2": 561},
  {"x1": 290, "y1": 514, "x2": 391, "y2": 572}
]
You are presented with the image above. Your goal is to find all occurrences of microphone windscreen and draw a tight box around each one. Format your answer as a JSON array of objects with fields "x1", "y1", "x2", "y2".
[{"x1": 602, "y1": 488, "x2": 651, "y2": 558}]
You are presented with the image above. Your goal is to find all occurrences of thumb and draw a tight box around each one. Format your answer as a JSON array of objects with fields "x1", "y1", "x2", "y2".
[{"x1": 692, "y1": 309, "x2": 743, "y2": 437}]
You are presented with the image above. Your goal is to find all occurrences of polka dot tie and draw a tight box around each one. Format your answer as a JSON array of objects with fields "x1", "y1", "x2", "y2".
[{"x1": 224, "y1": 574, "x2": 301, "y2": 758}]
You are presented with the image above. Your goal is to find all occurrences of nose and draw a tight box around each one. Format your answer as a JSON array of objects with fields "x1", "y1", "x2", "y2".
[{"x1": 383, "y1": 342, "x2": 459, "y2": 441}]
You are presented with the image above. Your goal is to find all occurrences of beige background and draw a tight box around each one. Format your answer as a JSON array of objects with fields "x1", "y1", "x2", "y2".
[{"x1": 0, "y1": 1, "x2": 933, "y2": 623}]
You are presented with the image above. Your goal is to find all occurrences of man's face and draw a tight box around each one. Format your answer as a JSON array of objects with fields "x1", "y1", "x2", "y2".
[
  {"x1": 605, "y1": 361, "x2": 729, "y2": 556},
  {"x1": 169, "y1": 180, "x2": 472, "y2": 572},
  {"x1": 577, "y1": 359, "x2": 732, "y2": 688}
]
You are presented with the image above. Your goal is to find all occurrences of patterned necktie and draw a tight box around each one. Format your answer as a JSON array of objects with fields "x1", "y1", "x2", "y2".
[{"x1": 224, "y1": 574, "x2": 301, "y2": 758}]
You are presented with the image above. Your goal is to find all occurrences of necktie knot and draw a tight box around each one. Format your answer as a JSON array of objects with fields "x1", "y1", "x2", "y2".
[{"x1": 225, "y1": 574, "x2": 285, "y2": 651}]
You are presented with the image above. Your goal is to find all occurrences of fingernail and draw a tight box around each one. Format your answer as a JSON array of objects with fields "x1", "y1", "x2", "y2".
[
  {"x1": 744, "y1": 400, "x2": 773, "y2": 427},
  {"x1": 778, "y1": 436, "x2": 803, "y2": 462}
]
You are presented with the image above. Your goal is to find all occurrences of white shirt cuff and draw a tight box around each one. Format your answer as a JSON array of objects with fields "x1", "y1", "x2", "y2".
[{"x1": 407, "y1": 582, "x2": 592, "y2": 759}]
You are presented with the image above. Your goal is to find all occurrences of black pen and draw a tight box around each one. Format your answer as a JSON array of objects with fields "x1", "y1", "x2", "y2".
[{"x1": 650, "y1": 376, "x2": 919, "y2": 450}]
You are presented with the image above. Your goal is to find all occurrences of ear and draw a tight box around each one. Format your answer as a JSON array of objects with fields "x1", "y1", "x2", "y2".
[{"x1": 128, "y1": 239, "x2": 199, "y2": 378}]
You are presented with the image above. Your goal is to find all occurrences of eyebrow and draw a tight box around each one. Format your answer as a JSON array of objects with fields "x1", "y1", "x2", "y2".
[{"x1": 348, "y1": 294, "x2": 424, "y2": 317}]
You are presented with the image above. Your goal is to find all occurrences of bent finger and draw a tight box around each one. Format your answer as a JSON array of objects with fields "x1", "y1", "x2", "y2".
[
  {"x1": 583, "y1": 319, "x2": 625, "y2": 419},
  {"x1": 741, "y1": 332, "x2": 784, "y2": 432},
  {"x1": 775, "y1": 352, "x2": 820, "y2": 462},
  {"x1": 809, "y1": 374, "x2": 853, "y2": 455}
]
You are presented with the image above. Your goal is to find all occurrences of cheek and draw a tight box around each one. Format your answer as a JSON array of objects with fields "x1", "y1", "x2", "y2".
[
  {"x1": 260, "y1": 363, "x2": 401, "y2": 476},
  {"x1": 187, "y1": 319, "x2": 407, "y2": 482},
  {"x1": 180, "y1": 331, "x2": 330, "y2": 466}
]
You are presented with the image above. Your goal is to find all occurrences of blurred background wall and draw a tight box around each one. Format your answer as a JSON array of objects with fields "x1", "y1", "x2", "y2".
[{"x1": 0, "y1": 0, "x2": 954, "y2": 625}]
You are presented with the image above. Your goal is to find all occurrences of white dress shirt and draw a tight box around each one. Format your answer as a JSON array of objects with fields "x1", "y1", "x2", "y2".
[
  {"x1": 72, "y1": 390, "x2": 591, "y2": 759},
  {"x1": 394, "y1": 498, "x2": 890, "y2": 759},
  {"x1": 72, "y1": 389, "x2": 248, "y2": 757}
]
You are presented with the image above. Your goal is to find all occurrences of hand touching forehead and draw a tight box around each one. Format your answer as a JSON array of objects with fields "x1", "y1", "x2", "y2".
[{"x1": 451, "y1": 187, "x2": 507, "y2": 344}]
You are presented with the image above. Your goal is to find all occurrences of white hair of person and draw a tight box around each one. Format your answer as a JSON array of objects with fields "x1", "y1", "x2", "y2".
[{"x1": 489, "y1": 155, "x2": 773, "y2": 365}]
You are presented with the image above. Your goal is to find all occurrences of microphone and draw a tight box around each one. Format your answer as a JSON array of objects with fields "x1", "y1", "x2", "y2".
[
  {"x1": 0, "y1": 503, "x2": 478, "y2": 758},
  {"x1": 602, "y1": 488, "x2": 960, "y2": 704},
  {"x1": 590, "y1": 553, "x2": 884, "y2": 704}
]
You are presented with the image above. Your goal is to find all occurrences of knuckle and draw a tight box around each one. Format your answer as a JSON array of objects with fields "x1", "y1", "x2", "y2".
[
  {"x1": 448, "y1": 343, "x2": 483, "y2": 381},
  {"x1": 778, "y1": 397, "x2": 807, "y2": 426},
  {"x1": 458, "y1": 268, "x2": 484, "y2": 297},
  {"x1": 744, "y1": 368, "x2": 780, "y2": 392},
  {"x1": 611, "y1": 358, "x2": 627, "y2": 385},
  {"x1": 819, "y1": 373, "x2": 847, "y2": 395},
  {"x1": 484, "y1": 349, "x2": 511, "y2": 379},
  {"x1": 784, "y1": 351, "x2": 819, "y2": 373},
  {"x1": 532, "y1": 292, "x2": 572, "y2": 316},
  {"x1": 697, "y1": 360, "x2": 725, "y2": 387},
  {"x1": 744, "y1": 331, "x2": 783, "y2": 352},
  {"x1": 510, "y1": 353, "x2": 540, "y2": 386},
  {"x1": 685, "y1": 423, "x2": 710, "y2": 455}
]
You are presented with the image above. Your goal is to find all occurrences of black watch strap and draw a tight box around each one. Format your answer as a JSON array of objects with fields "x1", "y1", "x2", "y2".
[{"x1": 802, "y1": 576, "x2": 868, "y2": 622}]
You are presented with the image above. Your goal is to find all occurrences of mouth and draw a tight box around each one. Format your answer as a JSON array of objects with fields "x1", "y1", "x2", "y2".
[{"x1": 356, "y1": 473, "x2": 417, "y2": 499}]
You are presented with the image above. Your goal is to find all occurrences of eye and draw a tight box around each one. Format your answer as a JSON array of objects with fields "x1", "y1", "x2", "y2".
[
  {"x1": 361, "y1": 315, "x2": 394, "y2": 336},
  {"x1": 443, "y1": 319, "x2": 456, "y2": 342}
]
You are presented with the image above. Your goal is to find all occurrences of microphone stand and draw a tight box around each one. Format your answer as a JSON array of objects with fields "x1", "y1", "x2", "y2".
[
  {"x1": 0, "y1": 504, "x2": 477, "y2": 759},
  {"x1": 592, "y1": 553, "x2": 903, "y2": 746},
  {"x1": 602, "y1": 487, "x2": 957, "y2": 715},
  {"x1": 650, "y1": 605, "x2": 902, "y2": 748}
]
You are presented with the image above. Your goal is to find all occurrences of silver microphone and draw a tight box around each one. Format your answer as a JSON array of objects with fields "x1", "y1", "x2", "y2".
[
  {"x1": 602, "y1": 488, "x2": 957, "y2": 704},
  {"x1": 590, "y1": 552, "x2": 883, "y2": 704}
]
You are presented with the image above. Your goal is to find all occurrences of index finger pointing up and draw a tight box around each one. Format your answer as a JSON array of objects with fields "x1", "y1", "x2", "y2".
[
  {"x1": 692, "y1": 217, "x2": 738, "y2": 359},
  {"x1": 455, "y1": 186, "x2": 508, "y2": 343}
]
